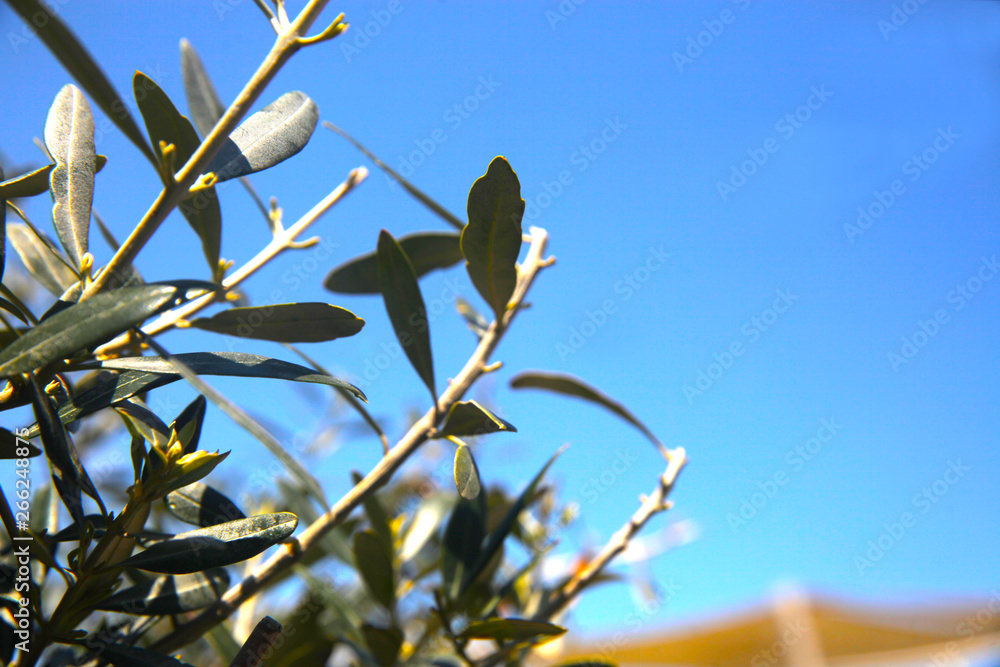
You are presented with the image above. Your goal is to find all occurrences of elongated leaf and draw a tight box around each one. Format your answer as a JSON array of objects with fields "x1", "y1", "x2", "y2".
[
  {"x1": 324, "y1": 232, "x2": 463, "y2": 294},
  {"x1": 0, "y1": 282, "x2": 213, "y2": 377},
  {"x1": 0, "y1": 157, "x2": 106, "y2": 202},
  {"x1": 97, "y1": 569, "x2": 229, "y2": 616},
  {"x1": 134, "y1": 71, "x2": 221, "y2": 275},
  {"x1": 441, "y1": 490, "x2": 486, "y2": 600},
  {"x1": 510, "y1": 372, "x2": 664, "y2": 454},
  {"x1": 353, "y1": 530, "x2": 395, "y2": 610},
  {"x1": 115, "y1": 398, "x2": 170, "y2": 448},
  {"x1": 121, "y1": 512, "x2": 297, "y2": 574},
  {"x1": 350, "y1": 471, "x2": 392, "y2": 555},
  {"x1": 26, "y1": 374, "x2": 99, "y2": 527},
  {"x1": 453, "y1": 444, "x2": 481, "y2": 500},
  {"x1": 41, "y1": 352, "x2": 365, "y2": 433},
  {"x1": 165, "y1": 482, "x2": 246, "y2": 527},
  {"x1": 45, "y1": 84, "x2": 96, "y2": 267},
  {"x1": 361, "y1": 624, "x2": 403, "y2": 667},
  {"x1": 459, "y1": 618, "x2": 566, "y2": 641},
  {"x1": 0, "y1": 428, "x2": 41, "y2": 458},
  {"x1": 436, "y1": 400, "x2": 516, "y2": 438},
  {"x1": 171, "y1": 395, "x2": 207, "y2": 454},
  {"x1": 324, "y1": 123, "x2": 465, "y2": 230},
  {"x1": 7, "y1": 222, "x2": 77, "y2": 296},
  {"x1": 189, "y1": 303, "x2": 364, "y2": 343},
  {"x1": 5, "y1": 0, "x2": 155, "y2": 166},
  {"x1": 462, "y1": 157, "x2": 524, "y2": 320},
  {"x1": 205, "y1": 91, "x2": 318, "y2": 183},
  {"x1": 180, "y1": 39, "x2": 226, "y2": 139},
  {"x1": 377, "y1": 230, "x2": 435, "y2": 400},
  {"x1": 94, "y1": 641, "x2": 196, "y2": 667},
  {"x1": 468, "y1": 446, "x2": 565, "y2": 592}
]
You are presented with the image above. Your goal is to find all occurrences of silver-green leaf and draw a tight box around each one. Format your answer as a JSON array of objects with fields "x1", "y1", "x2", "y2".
[
  {"x1": 120, "y1": 512, "x2": 298, "y2": 574},
  {"x1": 45, "y1": 84, "x2": 96, "y2": 268},
  {"x1": 205, "y1": 91, "x2": 319, "y2": 183}
]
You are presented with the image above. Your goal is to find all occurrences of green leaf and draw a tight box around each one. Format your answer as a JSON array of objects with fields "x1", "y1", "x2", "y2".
[
  {"x1": 353, "y1": 530, "x2": 395, "y2": 610},
  {"x1": 180, "y1": 39, "x2": 226, "y2": 139},
  {"x1": 436, "y1": 400, "x2": 516, "y2": 438},
  {"x1": 120, "y1": 512, "x2": 298, "y2": 574},
  {"x1": 115, "y1": 399, "x2": 170, "y2": 449},
  {"x1": 93, "y1": 641, "x2": 196, "y2": 667},
  {"x1": 0, "y1": 155, "x2": 106, "y2": 201},
  {"x1": 45, "y1": 84, "x2": 96, "y2": 267},
  {"x1": 461, "y1": 156, "x2": 524, "y2": 320},
  {"x1": 510, "y1": 372, "x2": 665, "y2": 454},
  {"x1": 324, "y1": 123, "x2": 465, "y2": 230},
  {"x1": 441, "y1": 490, "x2": 486, "y2": 601},
  {"x1": 96, "y1": 569, "x2": 230, "y2": 615},
  {"x1": 5, "y1": 0, "x2": 156, "y2": 166},
  {"x1": 170, "y1": 395, "x2": 207, "y2": 454},
  {"x1": 0, "y1": 282, "x2": 212, "y2": 377},
  {"x1": 165, "y1": 482, "x2": 246, "y2": 527},
  {"x1": 189, "y1": 303, "x2": 364, "y2": 343},
  {"x1": 0, "y1": 428, "x2": 41, "y2": 459},
  {"x1": 453, "y1": 444, "x2": 481, "y2": 500},
  {"x1": 7, "y1": 222, "x2": 77, "y2": 296},
  {"x1": 26, "y1": 374, "x2": 101, "y2": 528},
  {"x1": 134, "y1": 71, "x2": 221, "y2": 275},
  {"x1": 361, "y1": 624, "x2": 403, "y2": 667},
  {"x1": 42, "y1": 352, "x2": 365, "y2": 434},
  {"x1": 206, "y1": 91, "x2": 319, "y2": 183},
  {"x1": 324, "y1": 232, "x2": 463, "y2": 294},
  {"x1": 459, "y1": 618, "x2": 566, "y2": 641},
  {"x1": 376, "y1": 229, "x2": 435, "y2": 400},
  {"x1": 350, "y1": 471, "x2": 392, "y2": 555},
  {"x1": 467, "y1": 446, "x2": 565, "y2": 592}
]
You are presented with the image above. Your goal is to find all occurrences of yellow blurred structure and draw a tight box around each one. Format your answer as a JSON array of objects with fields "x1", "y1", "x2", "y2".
[{"x1": 556, "y1": 588, "x2": 1000, "y2": 666}]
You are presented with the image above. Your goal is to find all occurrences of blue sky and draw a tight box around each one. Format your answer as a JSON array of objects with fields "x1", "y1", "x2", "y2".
[{"x1": 2, "y1": 0, "x2": 1000, "y2": 652}]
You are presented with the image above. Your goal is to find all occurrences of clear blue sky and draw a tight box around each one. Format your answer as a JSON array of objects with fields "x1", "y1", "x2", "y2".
[{"x1": 2, "y1": 0, "x2": 999, "y2": 650}]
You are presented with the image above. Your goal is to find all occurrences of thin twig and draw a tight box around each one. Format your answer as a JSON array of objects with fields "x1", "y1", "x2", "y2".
[
  {"x1": 93, "y1": 167, "x2": 366, "y2": 357},
  {"x1": 82, "y1": 1, "x2": 343, "y2": 297},
  {"x1": 535, "y1": 447, "x2": 687, "y2": 621},
  {"x1": 148, "y1": 227, "x2": 553, "y2": 655},
  {"x1": 477, "y1": 447, "x2": 686, "y2": 667}
]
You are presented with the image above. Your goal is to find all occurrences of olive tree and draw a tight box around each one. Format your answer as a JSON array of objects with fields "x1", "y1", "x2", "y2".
[{"x1": 0, "y1": 2, "x2": 686, "y2": 666}]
